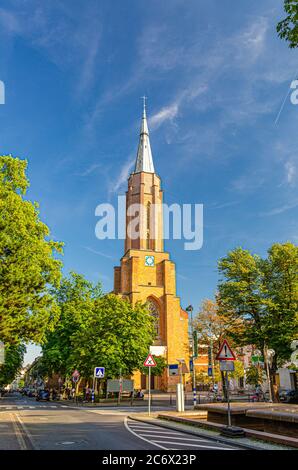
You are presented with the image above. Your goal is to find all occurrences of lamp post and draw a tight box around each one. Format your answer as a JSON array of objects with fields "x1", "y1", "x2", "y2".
[
  {"x1": 264, "y1": 346, "x2": 275, "y2": 403},
  {"x1": 186, "y1": 305, "x2": 196, "y2": 408}
]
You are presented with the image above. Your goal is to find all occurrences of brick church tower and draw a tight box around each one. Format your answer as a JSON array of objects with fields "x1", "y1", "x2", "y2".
[{"x1": 114, "y1": 101, "x2": 190, "y2": 392}]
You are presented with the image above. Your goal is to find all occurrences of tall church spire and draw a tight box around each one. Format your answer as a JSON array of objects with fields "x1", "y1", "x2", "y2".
[{"x1": 134, "y1": 97, "x2": 155, "y2": 173}]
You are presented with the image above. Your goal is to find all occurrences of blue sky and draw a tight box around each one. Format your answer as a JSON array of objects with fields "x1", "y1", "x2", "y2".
[{"x1": 0, "y1": 0, "x2": 297, "y2": 364}]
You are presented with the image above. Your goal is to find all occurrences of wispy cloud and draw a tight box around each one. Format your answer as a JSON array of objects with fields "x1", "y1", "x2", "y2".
[
  {"x1": 83, "y1": 246, "x2": 116, "y2": 260},
  {"x1": 76, "y1": 163, "x2": 103, "y2": 177},
  {"x1": 107, "y1": 155, "x2": 135, "y2": 197},
  {"x1": 260, "y1": 201, "x2": 298, "y2": 217},
  {"x1": 285, "y1": 161, "x2": 296, "y2": 185},
  {"x1": 0, "y1": 2, "x2": 102, "y2": 95},
  {"x1": 150, "y1": 102, "x2": 179, "y2": 129}
]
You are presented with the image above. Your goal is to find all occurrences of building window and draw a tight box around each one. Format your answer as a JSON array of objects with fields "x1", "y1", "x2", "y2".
[
  {"x1": 146, "y1": 202, "x2": 151, "y2": 249},
  {"x1": 147, "y1": 299, "x2": 160, "y2": 339},
  {"x1": 147, "y1": 202, "x2": 151, "y2": 230}
]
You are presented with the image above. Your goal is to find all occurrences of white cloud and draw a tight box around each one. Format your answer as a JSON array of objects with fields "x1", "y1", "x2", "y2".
[
  {"x1": 0, "y1": 3, "x2": 102, "y2": 94},
  {"x1": 0, "y1": 7, "x2": 20, "y2": 33},
  {"x1": 260, "y1": 201, "x2": 298, "y2": 217},
  {"x1": 108, "y1": 155, "x2": 135, "y2": 196},
  {"x1": 149, "y1": 103, "x2": 179, "y2": 129},
  {"x1": 83, "y1": 246, "x2": 115, "y2": 260},
  {"x1": 285, "y1": 161, "x2": 296, "y2": 185}
]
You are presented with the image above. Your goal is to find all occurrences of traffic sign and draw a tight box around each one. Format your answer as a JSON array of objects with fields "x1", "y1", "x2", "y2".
[
  {"x1": 144, "y1": 354, "x2": 157, "y2": 367},
  {"x1": 215, "y1": 340, "x2": 236, "y2": 361},
  {"x1": 208, "y1": 366, "x2": 213, "y2": 376},
  {"x1": 72, "y1": 376, "x2": 79, "y2": 383},
  {"x1": 94, "y1": 367, "x2": 105, "y2": 378},
  {"x1": 220, "y1": 361, "x2": 235, "y2": 372},
  {"x1": 169, "y1": 364, "x2": 179, "y2": 376},
  {"x1": 72, "y1": 369, "x2": 80, "y2": 378}
]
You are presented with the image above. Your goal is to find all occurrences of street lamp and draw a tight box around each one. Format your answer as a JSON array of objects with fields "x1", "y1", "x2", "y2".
[{"x1": 186, "y1": 305, "x2": 196, "y2": 408}]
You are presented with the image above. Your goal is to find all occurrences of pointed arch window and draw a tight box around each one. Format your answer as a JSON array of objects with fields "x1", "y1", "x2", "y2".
[
  {"x1": 147, "y1": 298, "x2": 160, "y2": 339},
  {"x1": 146, "y1": 202, "x2": 151, "y2": 249}
]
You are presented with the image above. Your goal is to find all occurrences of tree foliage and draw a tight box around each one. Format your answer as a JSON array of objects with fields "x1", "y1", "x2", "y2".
[
  {"x1": 245, "y1": 365, "x2": 265, "y2": 387},
  {"x1": 41, "y1": 273, "x2": 156, "y2": 381},
  {"x1": 277, "y1": 0, "x2": 298, "y2": 48},
  {"x1": 41, "y1": 272, "x2": 102, "y2": 378},
  {"x1": 0, "y1": 343, "x2": 25, "y2": 388},
  {"x1": 193, "y1": 299, "x2": 239, "y2": 352},
  {"x1": 0, "y1": 155, "x2": 63, "y2": 345},
  {"x1": 218, "y1": 243, "x2": 298, "y2": 399}
]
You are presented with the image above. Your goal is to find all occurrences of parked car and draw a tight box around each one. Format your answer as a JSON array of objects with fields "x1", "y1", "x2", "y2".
[
  {"x1": 36, "y1": 389, "x2": 50, "y2": 401},
  {"x1": 279, "y1": 389, "x2": 298, "y2": 403}
]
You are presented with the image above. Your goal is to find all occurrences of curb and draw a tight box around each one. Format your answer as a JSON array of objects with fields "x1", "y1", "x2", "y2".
[{"x1": 127, "y1": 414, "x2": 261, "y2": 450}]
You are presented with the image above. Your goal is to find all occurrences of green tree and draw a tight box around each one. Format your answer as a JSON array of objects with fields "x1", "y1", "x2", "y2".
[
  {"x1": 245, "y1": 365, "x2": 264, "y2": 387},
  {"x1": 193, "y1": 299, "x2": 242, "y2": 399},
  {"x1": 0, "y1": 155, "x2": 63, "y2": 345},
  {"x1": 277, "y1": 0, "x2": 298, "y2": 48},
  {"x1": 41, "y1": 272, "x2": 102, "y2": 378},
  {"x1": 218, "y1": 243, "x2": 298, "y2": 401},
  {"x1": 70, "y1": 294, "x2": 156, "y2": 380},
  {"x1": 0, "y1": 343, "x2": 25, "y2": 388}
]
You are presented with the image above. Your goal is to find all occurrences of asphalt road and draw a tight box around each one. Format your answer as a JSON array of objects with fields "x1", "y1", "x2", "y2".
[{"x1": 0, "y1": 394, "x2": 237, "y2": 450}]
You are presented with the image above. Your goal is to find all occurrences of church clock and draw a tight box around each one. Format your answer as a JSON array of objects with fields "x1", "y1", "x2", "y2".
[{"x1": 145, "y1": 255, "x2": 155, "y2": 267}]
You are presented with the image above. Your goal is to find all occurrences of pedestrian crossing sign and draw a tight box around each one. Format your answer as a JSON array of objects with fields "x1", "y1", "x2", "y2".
[
  {"x1": 94, "y1": 367, "x2": 105, "y2": 378},
  {"x1": 143, "y1": 354, "x2": 157, "y2": 367}
]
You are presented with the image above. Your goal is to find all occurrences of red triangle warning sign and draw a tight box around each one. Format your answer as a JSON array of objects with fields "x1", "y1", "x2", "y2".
[
  {"x1": 215, "y1": 340, "x2": 236, "y2": 361},
  {"x1": 143, "y1": 354, "x2": 157, "y2": 367}
]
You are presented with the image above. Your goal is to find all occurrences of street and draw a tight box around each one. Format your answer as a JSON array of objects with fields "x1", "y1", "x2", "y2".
[{"x1": 0, "y1": 394, "x2": 237, "y2": 450}]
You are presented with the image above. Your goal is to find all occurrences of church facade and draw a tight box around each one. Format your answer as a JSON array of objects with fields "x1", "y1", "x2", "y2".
[{"x1": 113, "y1": 103, "x2": 190, "y2": 392}]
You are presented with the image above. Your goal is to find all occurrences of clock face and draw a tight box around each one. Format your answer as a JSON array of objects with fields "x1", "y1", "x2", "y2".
[{"x1": 145, "y1": 255, "x2": 155, "y2": 267}]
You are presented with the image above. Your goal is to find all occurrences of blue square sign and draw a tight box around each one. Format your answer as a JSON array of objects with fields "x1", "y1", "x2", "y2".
[{"x1": 94, "y1": 367, "x2": 105, "y2": 378}]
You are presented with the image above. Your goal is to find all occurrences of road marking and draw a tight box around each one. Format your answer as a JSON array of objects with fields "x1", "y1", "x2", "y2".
[
  {"x1": 138, "y1": 433, "x2": 223, "y2": 443},
  {"x1": 10, "y1": 413, "x2": 27, "y2": 450},
  {"x1": 152, "y1": 440, "x2": 234, "y2": 449},
  {"x1": 126, "y1": 419, "x2": 237, "y2": 450},
  {"x1": 15, "y1": 413, "x2": 39, "y2": 450},
  {"x1": 130, "y1": 429, "x2": 183, "y2": 435},
  {"x1": 124, "y1": 417, "x2": 168, "y2": 450}
]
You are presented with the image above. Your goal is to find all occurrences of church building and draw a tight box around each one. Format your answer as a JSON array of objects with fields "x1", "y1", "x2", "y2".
[{"x1": 113, "y1": 102, "x2": 190, "y2": 392}]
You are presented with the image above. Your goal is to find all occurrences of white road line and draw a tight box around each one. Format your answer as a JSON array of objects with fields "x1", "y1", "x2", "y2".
[
  {"x1": 124, "y1": 418, "x2": 168, "y2": 450},
  {"x1": 138, "y1": 433, "x2": 220, "y2": 443},
  {"x1": 15, "y1": 413, "x2": 39, "y2": 450},
  {"x1": 10, "y1": 413, "x2": 27, "y2": 450},
  {"x1": 152, "y1": 440, "x2": 234, "y2": 450},
  {"x1": 131, "y1": 429, "x2": 184, "y2": 436}
]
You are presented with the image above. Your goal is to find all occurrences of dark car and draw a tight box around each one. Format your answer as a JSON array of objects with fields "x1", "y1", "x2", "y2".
[
  {"x1": 279, "y1": 389, "x2": 298, "y2": 404},
  {"x1": 36, "y1": 389, "x2": 50, "y2": 401}
]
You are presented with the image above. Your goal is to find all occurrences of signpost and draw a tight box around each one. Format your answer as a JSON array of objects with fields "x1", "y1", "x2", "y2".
[
  {"x1": 92, "y1": 367, "x2": 105, "y2": 403},
  {"x1": 144, "y1": 353, "x2": 156, "y2": 416},
  {"x1": 215, "y1": 340, "x2": 235, "y2": 430},
  {"x1": 72, "y1": 370, "x2": 80, "y2": 403},
  {"x1": 215, "y1": 340, "x2": 244, "y2": 437},
  {"x1": 72, "y1": 369, "x2": 80, "y2": 381}
]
